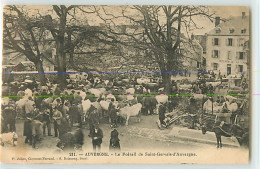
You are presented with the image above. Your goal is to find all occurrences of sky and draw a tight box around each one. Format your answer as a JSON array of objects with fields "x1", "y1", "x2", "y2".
[
  {"x1": 193, "y1": 6, "x2": 249, "y2": 35},
  {"x1": 4, "y1": 5, "x2": 250, "y2": 36}
]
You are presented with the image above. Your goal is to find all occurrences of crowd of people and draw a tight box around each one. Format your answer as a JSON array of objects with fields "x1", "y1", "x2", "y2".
[{"x1": 1, "y1": 71, "x2": 249, "y2": 151}]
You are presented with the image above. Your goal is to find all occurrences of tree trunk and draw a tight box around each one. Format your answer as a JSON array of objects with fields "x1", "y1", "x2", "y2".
[
  {"x1": 56, "y1": 40, "x2": 67, "y2": 88},
  {"x1": 56, "y1": 6, "x2": 67, "y2": 88},
  {"x1": 35, "y1": 61, "x2": 47, "y2": 85},
  {"x1": 161, "y1": 72, "x2": 172, "y2": 94}
]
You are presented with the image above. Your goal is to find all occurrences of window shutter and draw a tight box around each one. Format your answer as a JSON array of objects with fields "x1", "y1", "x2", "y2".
[
  {"x1": 218, "y1": 50, "x2": 220, "y2": 58},
  {"x1": 226, "y1": 39, "x2": 228, "y2": 46},
  {"x1": 236, "y1": 52, "x2": 239, "y2": 59},
  {"x1": 212, "y1": 38, "x2": 214, "y2": 45},
  {"x1": 236, "y1": 65, "x2": 239, "y2": 72},
  {"x1": 237, "y1": 39, "x2": 240, "y2": 47},
  {"x1": 218, "y1": 38, "x2": 221, "y2": 46},
  {"x1": 212, "y1": 50, "x2": 214, "y2": 58}
]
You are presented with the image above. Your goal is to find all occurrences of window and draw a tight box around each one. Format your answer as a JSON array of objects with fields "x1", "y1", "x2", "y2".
[
  {"x1": 215, "y1": 27, "x2": 221, "y2": 33},
  {"x1": 228, "y1": 38, "x2": 233, "y2": 46},
  {"x1": 212, "y1": 50, "x2": 219, "y2": 58},
  {"x1": 213, "y1": 38, "x2": 219, "y2": 46},
  {"x1": 238, "y1": 65, "x2": 243, "y2": 72},
  {"x1": 241, "y1": 29, "x2": 246, "y2": 34},
  {"x1": 227, "y1": 64, "x2": 231, "y2": 75},
  {"x1": 239, "y1": 52, "x2": 244, "y2": 59},
  {"x1": 229, "y1": 28, "x2": 235, "y2": 33},
  {"x1": 213, "y1": 63, "x2": 218, "y2": 70},
  {"x1": 203, "y1": 49, "x2": 206, "y2": 54},
  {"x1": 238, "y1": 38, "x2": 245, "y2": 47},
  {"x1": 197, "y1": 61, "x2": 200, "y2": 68},
  {"x1": 227, "y1": 51, "x2": 232, "y2": 60}
]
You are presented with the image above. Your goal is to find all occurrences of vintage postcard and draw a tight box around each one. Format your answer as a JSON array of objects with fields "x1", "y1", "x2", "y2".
[{"x1": 0, "y1": 5, "x2": 250, "y2": 164}]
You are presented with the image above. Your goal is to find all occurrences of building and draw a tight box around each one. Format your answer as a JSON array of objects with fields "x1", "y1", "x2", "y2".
[
  {"x1": 179, "y1": 35, "x2": 204, "y2": 72},
  {"x1": 2, "y1": 48, "x2": 56, "y2": 72},
  {"x1": 198, "y1": 12, "x2": 249, "y2": 76}
]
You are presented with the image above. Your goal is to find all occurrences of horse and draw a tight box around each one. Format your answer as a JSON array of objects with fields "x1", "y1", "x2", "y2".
[{"x1": 201, "y1": 120, "x2": 248, "y2": 148}]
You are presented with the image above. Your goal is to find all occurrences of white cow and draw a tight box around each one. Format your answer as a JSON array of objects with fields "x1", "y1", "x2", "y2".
[
  {"x1": 127, "y1": 95, "x2": 135, "y2": 101},
  {"x1": 203, "y1": 99, "x2": 225, "y2": 114},
  {"x1": 100, "y1": 100, "x2": 110, "y2": 111},
  {"x1": 126, "y1": 88, "x2": 135, "y2": 95},
  {"x1": 118, "y1": 103, "x2": 142, "y2": 126},
  {"x1": 82, "y1": 99, "x2": 92, "y2": 113},
  {"x1": 156, "y1": 94, "x2": 168, "y2": 104},
  {"x1": 0, "y1": 132, "x2": 18, "y2": 146},
  {"x1": 137, "y1": 78, "x2": 150, "y2": 85},
  {"x1": 88, "y1": 88, "x2": 102, "y2": 98},
  {"x1": 226, "y1": 101, "x2": 238, "y2": 113}
]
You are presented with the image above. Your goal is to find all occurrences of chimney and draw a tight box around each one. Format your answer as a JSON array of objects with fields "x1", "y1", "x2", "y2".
[
  {"x1": 242, "y1": 12, "x2": 246, "y2": 19},
  {"x1": 191, "y1": 34, "x2": 194, "y2": 40},
  {"x1": 215, "y1": 17, "x2": 220, "y2": 27}
]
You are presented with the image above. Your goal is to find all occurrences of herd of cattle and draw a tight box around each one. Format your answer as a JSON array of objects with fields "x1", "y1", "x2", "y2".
[{"x1": 0, "y1": 73, "x2": 249, "y2": 149}]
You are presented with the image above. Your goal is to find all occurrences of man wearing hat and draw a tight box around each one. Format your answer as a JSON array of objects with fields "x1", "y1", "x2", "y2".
[
  {"x1": 53, "y1": 106, "x2": 63, "y2": 137},
  {"x1": 88, "y1": 105, "x2": 99, "y2": 135},
  {"x1": 108, "y1": 99, "x2": 118, "y2": 128},
  {"x1": 90, "y1": 125, "x2": 103, "y2": 152}
]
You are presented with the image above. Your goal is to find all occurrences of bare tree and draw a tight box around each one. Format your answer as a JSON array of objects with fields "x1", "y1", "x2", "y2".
[
  {"x1": 3, "y1": 5, "x2": 119, "y2": 87},
  {"x1": 96, "y1": 6, "x2": 215, "y2": 93},
  {"x1": 3, "y1": 5, "x2": 48, "y2": 85}
]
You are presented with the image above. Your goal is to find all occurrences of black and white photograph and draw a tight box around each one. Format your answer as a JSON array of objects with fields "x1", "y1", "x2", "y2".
[{"x1": 0, "y1": 5, "x2": 250, "y2": 164}]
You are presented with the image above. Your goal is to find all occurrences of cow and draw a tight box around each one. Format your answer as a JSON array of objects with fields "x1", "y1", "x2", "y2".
[
  {"x1": 155, "y1": 94, "x2": 168, "y2": 114},
  {"x1": 118, "y1": 103, "x2": 142, "y2": 126}
]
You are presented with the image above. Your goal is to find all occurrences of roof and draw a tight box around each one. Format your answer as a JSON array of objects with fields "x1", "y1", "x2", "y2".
[
  {"x1": 207, "y1": 16, "x2": 249, "y2": 36},
  {"x1": 18, "y1": 61, "x2": 35, "y2": 67}
]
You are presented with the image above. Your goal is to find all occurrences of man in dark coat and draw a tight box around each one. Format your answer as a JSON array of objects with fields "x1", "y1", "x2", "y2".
[
  {"x1": 59, "y1": 114, "x2": 72, "y2": 138},
  {"x1": 189, "y1": 96, "x2": 197, "y2": 114},
  {"x1": 108, "y1": 99, "x2": 118, "y2": 127},
  {"x1": 23, "y1": 112, "x2": 33, "y2": 144},
  {"x1": 143, "y1": 96, "x2": 157, "y2": 115},
  {"x1": 41, "y1": 107, "x2": 52, "y2": 136},
  {"x1": 90, "y1": 126, "x2": 103, "y2": 152},
  {"x1": 88, "y1": 105, "x2": 99, "y2": 135},
  {"x1": 69, "y1": 102, "x2": 80, "y2": 127},
  {"x1": 109, "y1": 129, "x2": 120, "y2": 152},
  {"x1": 2, "y1": 102, "x2": 16, "y2": 133}
]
